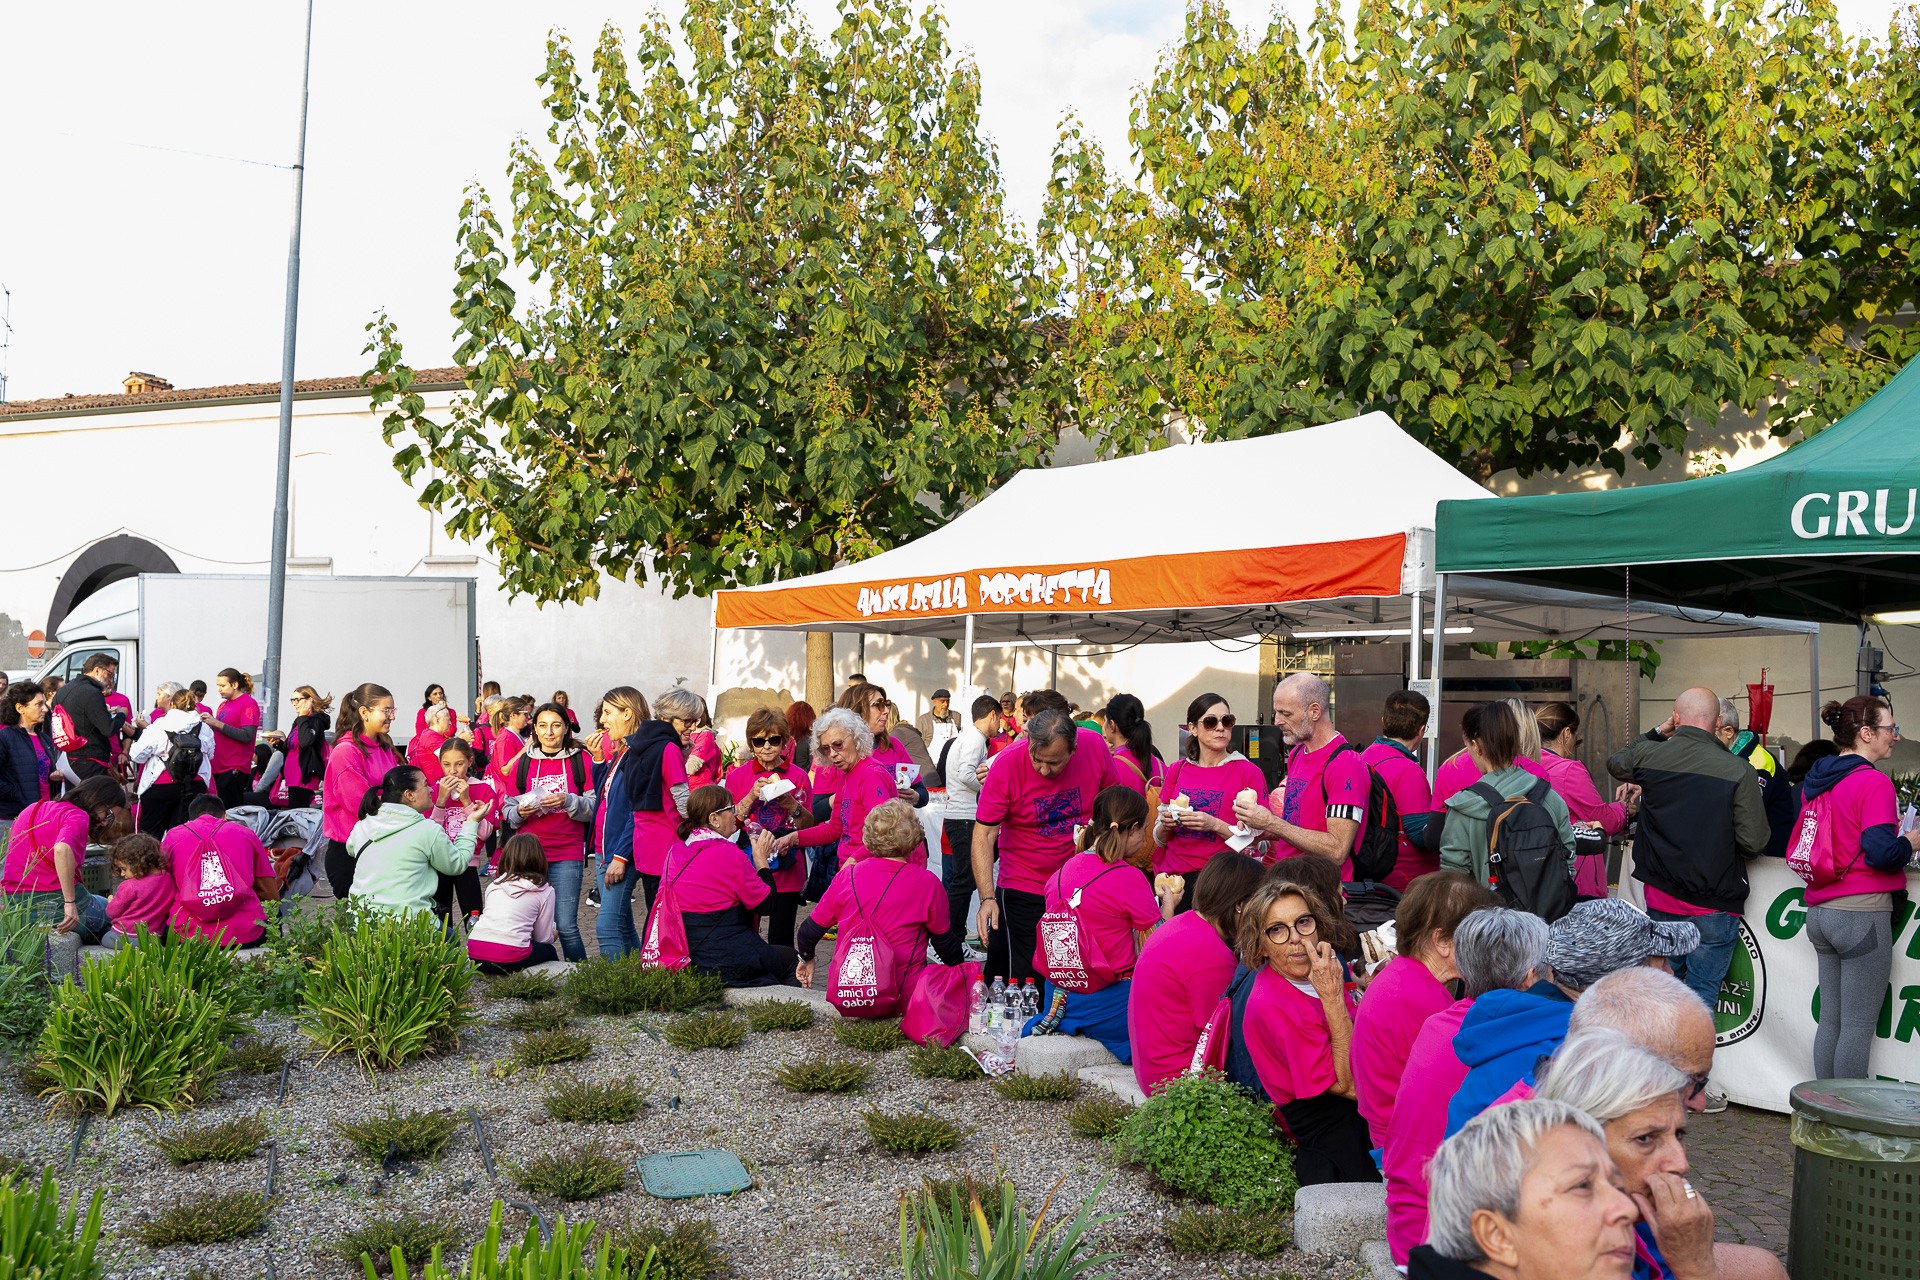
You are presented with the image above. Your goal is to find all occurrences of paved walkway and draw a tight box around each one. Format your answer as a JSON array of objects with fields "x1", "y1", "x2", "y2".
[{"x1": 1687, "y1": 1102, "x2": 1792, "y2": 1259}]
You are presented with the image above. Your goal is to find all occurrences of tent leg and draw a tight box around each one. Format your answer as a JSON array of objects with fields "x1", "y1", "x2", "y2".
[
  {"x1": 1408, "y1": 589, "x2": 1423, "y2": 684},
  {"x1": 706, "y1": 597, "x2": 720, "y2": 708},
  {"x1": 963, "y1": 615, "x2": 975, "y2": 693},
  {"x1": 1426, "y1": 573, "x2": 1448, "y2": 781},
  {"x1": 1810, "y1": 629, "x2": 1821, "y2": 741},
  {"x1": 1050, "y1": 646, "x2": 1059, "y2": 690}
]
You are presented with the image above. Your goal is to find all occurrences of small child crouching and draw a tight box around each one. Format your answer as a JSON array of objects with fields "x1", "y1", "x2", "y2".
[
  {"x1": 105, "y1": 833, "x2": 174, "y2": 947},
  {"x1": 466, "y1": 834, "x2": 558, "y2": 974}
]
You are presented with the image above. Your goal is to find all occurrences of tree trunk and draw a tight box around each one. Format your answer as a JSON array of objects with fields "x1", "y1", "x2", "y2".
[{"x1": 805, "y1": 632, "x2": 834, "y2": 711}]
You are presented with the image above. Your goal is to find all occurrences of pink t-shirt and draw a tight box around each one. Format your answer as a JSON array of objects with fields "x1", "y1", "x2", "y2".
[
  {"x1": 104, "y1": 691, "x2": 132, "y2": 758},
  {"x1": 487, "y1": 728, "x2": 526, "y2": 790},
  {"x1": 810, "y1": 760, "x2": 843, "y2": 798},
  {"x1": 1384, "y1": 998, "x2": 1473, "y2": 1265},
  {"x1": 725, "y1": 760, "x2": 811, "y2": 893},
  {"x1": 212, "y1": 693, "x2": 261, "y2": 775},
  {"x1": 794, "y1": 754, "x2": 907, "y2": 866},
  {"x1": 509, "y1": 753, "x2": 590, "y2": 862},
  {"x1": 1044, "y1": 852, "x2": 1161, "y2": 987},
  {"x1": 163, "y1": 814, "x2": 274, "y2": 947},
  {"x1": 108, "y1": 870, "x2": 175, "y2": 936},
  {"x1": 1538, "y1": 748, "x2": 1628, "y2": 899},
  {"x1": 408, "y1": 729, "x2": 450, "y2": 789},
  {"x1": 977, "y1": 729, "x2": 1119, "y2": 893},
  {"x1": 1157, "y1": 755, "x2": 1268, "y2": 874},
  {"x1": 631, "y1": 744, "x2": 690, "y2": 876},
  {"x1": 323, "y1": 736, "x2": 399, "y2": 842},
  {"x1": 1352, "y1": 955, "x2": 1454, "y2": 1147},
  {"x1": 1274, "y1": 735, "x2": 1370, "y2": 874},
  {"x1": 1432, "y1": 749, "x2": 1548, "y2": 808},
  {"x1": 809, "y1": 856, "x2": 948, "y2": 983},
  {"x1": 1243, "y1": 964, "x2": 1353, "y2": 1108},
  {"x1": 1127, "y1": 910, "x2": 1238, "y2": 1095},
  {"x1": 1109, "y1": 746, "x2": 1164, "y2": 796},
  {"x1": 1361, "y1": 740, "x2": 1436, "y2": 890},
  {"x1": 1, "y1": 800, "x2": 89, "y2": 893},
  {"x1": 662, "y1": 830, "x2": 769, "y2": 913},
  {"x1": 440, "y1": 777, "x2": 499, "y2": 867}
]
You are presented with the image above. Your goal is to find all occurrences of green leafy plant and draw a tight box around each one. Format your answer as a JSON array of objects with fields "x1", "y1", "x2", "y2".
[
  {"x1": 331, "y1": 1214, "x2": 462, "y2": 1274},
  {"x1": 661, "y1": 1012, "x2": 745, "y2": 1050},
  {"x1": 774, "y1": 1057, "x2": 872, "y2": 1094},
  {"x1": 864, "y1": 1109, "x2": 968, "y2": 1155},
  {"x1": 905, "y1": 1044, "x2": 983, "y2": 1081},
  {"x1": 229, "y1": 899, "x2": 345, "y2": 1014},
  {"x1": 226, "y1": 1037, "x2": 289, "y2": 1076},
  {"x1": 136, "y1": 1190, "x2": 270, "y2": 1246},
  {"x1": 510, "y1": 1147, "x2": 629, "y2": 1201},
  {"x1": 1164, "y1": 1204, "x2": 1291, "y2": 1257},
  {"x1": 502, "y1": 1001, "x2": 574, "y2": 1032},
  {"x1": 1066, "y1": 1097, "x2": 1134, "y2": 1141},
  {"x1": 603, "y1": 1217, "x2": 726, "y2": 1280},
  {"x1": 514, "y1": 1028, "x2": 593, "y2": 1067},
  {"x1": 831, "y1": 1018, "x2": 908, "y2": 1053},
  {"x1": 900, "y1": 1174, "x2": 1119, "y2": 1279},
  {"x1": 151, "y1": 1114, "x2": 268, "y2": 1164},
  {"x1": 990, "y1": 1071, "x2": 1076, "y2": 1102},
  {"x1": 0, "y1": 1168, "x2": 104, "y2": 1279},
  {"x1": 565, "y1": 956, "x2": 725, "y2": 1015},
  {"x1": 336, "y1": 1107, "x2": 460, "y2": 1162},
  {"x1": 1110, "y1": 1071, "x2": 1297, "y2": 1211},
  {"x1": 0, "y1": 899, "x2": 53, "y2": 1060},
  {"x1": 488, "y1": 970, "x2": 561, "y2": 1002},
  {"x1": 364, "y1": 1201, "x2": 649, "y2": 1279},
  {"x1": 543, "y1": 1078, "x2": 650, "y2": 1124},
  {"x1": 744, "y1": 999, "x2": 815, "y2": 1032},
  {"x1": 299, "y1": 911, "x2": 477, "y2": 1071}
]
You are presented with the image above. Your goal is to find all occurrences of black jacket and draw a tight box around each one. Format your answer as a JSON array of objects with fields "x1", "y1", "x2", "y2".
[
  {"x1": 0, "y1": 726, "x2": 42, "y2": 820},
  {"x1": 1408, "y1": 1246, "x2": 1499, "y2": 1280},
  {"x1": 51, "y1": 673, "x2": 116, "y2": 772},
  {"x1": 1609, "y1": 725, "x2": 1770, "y2": 912},
  {"x1": 290, "y1": 713, "x2": 331, "y2": 785}
]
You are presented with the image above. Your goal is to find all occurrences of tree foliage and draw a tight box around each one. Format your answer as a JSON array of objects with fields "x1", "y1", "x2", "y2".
[
  {"x1": 366, "y1": 0, "x2": 1058, "y2": 603},
  {"x1": 1041, "y1": 0, "x2": 1920, "y2": 480}
]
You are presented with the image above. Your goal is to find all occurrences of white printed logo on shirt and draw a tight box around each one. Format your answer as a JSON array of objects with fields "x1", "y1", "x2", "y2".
[{"x1": 198, "y1": 848, "x2": 235, "y2": 908}]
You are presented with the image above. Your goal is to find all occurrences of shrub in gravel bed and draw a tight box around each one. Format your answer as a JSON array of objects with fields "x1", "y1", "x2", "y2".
[
  {"x1": 605, "y1": 1216, "x2": 726, "y2": 1279},
  {"x1": 1066, "y1": 1095, "x2": 1135, "y2": 1140},
  {"x1": 744, "y1": 998, "x2": 814, "y2": 1031},
  {"x1": 510, "y1": 1147, "x2": 629, "y2": 1201},
  {"x1": 408, "y1": 1202, "x2": 635, "y2": 1279},
  {"x1": 904, "y1": 1043, "x2": 983, "y2": 1080},
  {"x1": 151, "y1": 1114, "x2": 268, "y2": 1164},
  {"x1": 330, "y1": 1213, "x2": 462, "y2": 1272},
  {"x1": 863, "y1": 1108, "x2": 968, "y2": 1154},
  {"x1": 136, "y1": 1189, "x2": 270, "y2": 1246},
  {"x1": 503, "y1": 1000, "x2": 574, "y2": 1032},
  {"x1": 0, "y1": 1168, "x2": 104, "y2": 1276},
  {"x1": 1110, "y1": 1070, "x2": 1297, "y2": 1211},
  {"x1": 488, "y1": 969, "x2": 561, "y2": 1002},
  {"x1": 1164, "y1": 1203, "x2": 1292, "y2": 1256},
  {"x1": 515, "y1": 1028, "x2": 593, "y2": 1066},
  {"x1": 831, "y1": 1017, "x2": 908, "y2": 1052},
  {"x1": 225, "y1": 1036, "x2": 289, "y2": 1075},
  {"x1": 661, "y1": 1011, "x2": 745, "y2": 1050},
  {"x1": 901, "y1": 1174, "x2": 1117, "y2": 1276},
  {"x1": 299, "y1": 911, "x2": 477, "y2": 1071},
  {"x1": 774, "y1": 1057, "x2": 872, "y2": 1093},
  {"x1": 566, "y1": 954, "x2": 724, "y2": 1014},
  {"x1": 0, "y1": 900, "x2": 53, "y2": 1058},
  {"x1": 228, "y1": 900, "x2": 337, "y2": 1014},
  {"x1": 989, "y1": 1070, "x2": 1076, "y2": 1102},
  {"x1": 336, "y1": 1106, "x2": 460, "y2": 1161},
  {"x1": 543, "y1": 1078, "x2": 650, "y2": 1123}
]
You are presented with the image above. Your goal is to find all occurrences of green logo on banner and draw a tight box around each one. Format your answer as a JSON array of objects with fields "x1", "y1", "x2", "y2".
[{"x1": 1713, "y1": 918, "x2": 1767, "y2": 1045}]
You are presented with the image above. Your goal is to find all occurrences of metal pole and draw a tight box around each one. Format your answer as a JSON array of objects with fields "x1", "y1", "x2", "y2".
[
  {"x1": 259, "y1": 0, "x2": 315, "y2": 735},
  {"x1": 962, "y1": 615, "x2": 974, "y2": 693},
  {"x1": 1810, "y1": 628, "x2": 1822, "y2": 742},
  {"x1": 1426, "y1": 572, "x2": 1449, "y2": 781},
  {"x1": 1049, "y1": 644, "x2": 1059, "y2": 690},
  {"x1": 1408, "y1": 589, "x2": 1423, "y2": 684}
]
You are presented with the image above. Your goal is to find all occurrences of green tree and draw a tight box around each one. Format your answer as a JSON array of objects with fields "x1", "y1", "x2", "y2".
[
  {"x1": 366, "y1": 0, "x2": 1058, "y2": 604},
  {"x1": 1041, "y1": 0, "x2": 1920, "y2": 481}
]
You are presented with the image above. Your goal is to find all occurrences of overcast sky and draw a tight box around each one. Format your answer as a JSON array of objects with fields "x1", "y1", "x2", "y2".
[{"x1": 0, "y1": 0, "x2": 1900, "y2": 402}]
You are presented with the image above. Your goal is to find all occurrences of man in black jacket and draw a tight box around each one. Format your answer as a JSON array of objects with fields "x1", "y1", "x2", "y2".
[
  {"x1": 51, "y1": 654, "x2": 121, "y2": 780},
  {"x1": 1608, "y1": 686, "x2": 1769, "y2": 1021}
]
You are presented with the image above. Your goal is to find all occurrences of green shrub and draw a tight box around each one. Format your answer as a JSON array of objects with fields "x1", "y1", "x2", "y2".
[
  {"x1": 228, "y1": 899, "x2": 340, "y2": 1014},
  {"x1": 1110, "y1": 1070, "x2": 1297, "y2": 1211},
  {"x1": 152, "y1": 1114, "x2": 268, "y2": 1164},
  {"x1": 366, "y1": 1201, "x2": 646, "y2": 1279},
  {"x1": 510, "y1": 1148, "x2": 629, "y2": 1201},
  {"x1": 0, "y1": 900, "x2": 53, "y2": 1059},
  {"x1": 774, "y1": 1057, "x2": 872, "y2": 1093},
  {"x1": 514, "y1": 1028, "x2": 593, "y2": 1067},
  {"x1": 1066, "y1": 1096, "x2": 1134, "y2": 1141},
  {"x1": 502, "y1": 1001, "x2": 573, "y2": 1032},
  {"x1": 904, "y1": 1043, "x2": 983, "y2": 1080},
  {"x1": 331, "y1": 1214, "x2": 462, "y2": 1273},
  {"x1": 661, "y1": 1011, "x2": 745, "y2": 1050},
  {"x1": 488, "y1": 969, "x2": 562, "y2": 1002},
  {"x1": 543, "y1": 1078, "x2": 650, "y2": 1124},
  {"x1": 863, "y1": 1109, "x2": 968, "y2": 1154},
  {"x1": 0, "y1": 1168, "x2": 104, "y2": 1278},
  {"x1": 136, "y1": 1190, "x2": 270, "y2": 1246},
  {"x1": 336, "y1": 1107, "x2": 460, "y2": 1161},
  {"x1": 744, "y1": 999, "x2": 815, "y2": 1032},
  {"x1": 604, "y1": 1217, "x2": 726, "y2": 1279},
  {"x1": 900, "y1": 1175, "x2": 1117, "y2": 1279},
  {"x1": 299, "y1": 912, "x2": 477, "y2": 1071},
  {"x1": 1164, "y1": 1204, "x2": 1292, "y2": 1257},
  {"x1": 831, "y1": 1017, "x2": 908, "y2": 1053},
  {"x1": 36, "y1": 935, "x2": 238, "y2": 1115},
  {"x1": 226, "y1": 1037, "x2": 290, "y2": 1075},
  {"x1": 565, "y1": 956, "x2": 724, "y2": 1014},
  {"x1": 989, "y1": 1071, "x2": 1076, "y2": 1102}
]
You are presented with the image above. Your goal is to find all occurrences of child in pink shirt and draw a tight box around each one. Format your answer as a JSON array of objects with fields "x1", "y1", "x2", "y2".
[{"x1": 104, "y1": 833, "x2": 175, "y2": 946}]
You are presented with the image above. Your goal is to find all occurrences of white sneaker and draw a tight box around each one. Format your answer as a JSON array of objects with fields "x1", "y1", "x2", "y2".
[{"x1": 1701, "y1": 1085, "x2": 1729, "y2": 1114}]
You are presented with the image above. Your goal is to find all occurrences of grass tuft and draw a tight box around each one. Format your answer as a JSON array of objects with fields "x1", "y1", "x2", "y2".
[
  {"x1": 151, "y1": 1114, "x2": 268, "y2": 1164},
  {"x1": 136, "y1": 1190, "x2": 270, "y2": 1246},
  {"x1": 773, "y1": 1057, "x2": 872, "y2": 1094},
  {"x1": 225, "y1": 1037, "x2": 289, "y2": 1075},
  {"x1": 989, "y1": 1070, "x2": 1077, "y2": 1102},
  {"x1": 862, "y1": 1108, "x2": 968, "y2": 1154},
  {"x1": 744, "y1": 999, "x2": 815, "y2": 1032},
  {"x1": 604, "y1": 1217, "x2": 727, "y2": 1279},
  {"x1": 487, "y1": 970, "x2": 561, "y2": 1002},
  {"x1": 330, "y1": 1214, "x2": 462, "y2": 1273},
  {"x1": 542, "y1": 1078, "x2": 650, "y2": 1124},
  {"x1": 501, "y1": 1001, "x2": 574, "y2": 1033},
  {"x1": 335, "y1": 1107, "x2": 459, "y2": 1161},
  {"x1": 1164, "y1": 1204, "x2": 1292, "y2": 1257},
  {"x1": 514, "y1": 1028, "x2": 593, "y2": 1067},
  {"x1": 510, "y1": 1147, "x2": 629, "y2": 1201},
  {"x1": 661, "y1": 1011, "x2": 746, "y2": 1050},
  {"x1": 905, "y1": 1043, "x2": 983, "y2": 1080},
  {"x1": 830, "y1": 1017, "x2": 908, "y2": 1053},
  {"x1": 565, "y1": 955, "x2": 725, "y2": 1014},
  {"x1": 1067, "y1": 1096, "x2": 1136, "y2": 1140}
]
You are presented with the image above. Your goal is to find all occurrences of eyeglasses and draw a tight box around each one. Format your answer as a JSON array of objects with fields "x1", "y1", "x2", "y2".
[
  {"x1": 750, "y1": 735, "x2": 786, "y2": 747},
  {"x1": 1198, "y1": 714, "x2": 1237, "y2": 731},
  {"x1": 821, "y1": 738, "x2": 852, "y2": 757},
  {"x1": 1871, "y1": 722, "x2": 1903, "y2": 738},
  {"x1": 1686, "y1": 1071, "x2": 1710, "y2": 1102},
  {"x1": 1262, "y1": 915, "x2": 1318, "y2": 943}
]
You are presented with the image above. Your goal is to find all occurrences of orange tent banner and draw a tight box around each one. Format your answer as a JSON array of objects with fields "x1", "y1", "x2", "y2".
[{"x1": 713, "y1": 533, "x2": 1407, "y2": 630}]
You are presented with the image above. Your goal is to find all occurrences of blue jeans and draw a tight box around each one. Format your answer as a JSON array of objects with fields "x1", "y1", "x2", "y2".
[
  {"x1": 1651, "y1": 907, "x2": 1740, "y2": 1013},
  {"x1": 548, "y1": 858, "x2": 586, "y2": 962},
  {"x1": 5, "y1": 888, "x2": 110, "y2": 946},
  {"x1": 595, "y1": 856, "x2": 645, "y2": 959}
]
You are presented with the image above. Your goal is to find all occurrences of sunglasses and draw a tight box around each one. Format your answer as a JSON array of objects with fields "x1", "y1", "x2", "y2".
[
  {"x1": 750, "y1": 735, "x2": 786, "y2": 747},
  {"x1": 1263, "y1": 915, "x2": 1318, "y2": 942},
  {"x1": 1197, "y1": 714, "x2": 1237, "y2": 731}
]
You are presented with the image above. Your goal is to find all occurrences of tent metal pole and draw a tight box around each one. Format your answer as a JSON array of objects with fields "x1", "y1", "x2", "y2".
[
  {"x1": 1426, "y1": 573, "x2": 1448, "y2": 781},
  {"x1": 1810, "y1": 629, "x2": 1821, "y2": 741},
  {"x1": 1050, "y1": 645, "x2": 1059, "y2": 690},
  {"x1": 1408, "y1": 589, "x2": 1424, "y2": 683},
  {"x1": 963, "y1": 615, "x2": 975, "y2": 692}
]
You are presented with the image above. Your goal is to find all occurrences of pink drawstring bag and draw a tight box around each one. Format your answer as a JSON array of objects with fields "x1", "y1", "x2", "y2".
[{"x1": 902, "y1": 960, "x2": 982, "y2": 1047}]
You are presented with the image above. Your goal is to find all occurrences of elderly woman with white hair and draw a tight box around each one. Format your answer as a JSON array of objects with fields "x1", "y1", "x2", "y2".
[
  {"x1": 408, "y1": 702, "x2": 457, "y2": 789},
  {"x1": 1415, "y1": 1096, "x2": 1639, "y2": 1279},
  {"x1": 775, "y1": 706, "x2": 917, "y2": 870},
  {"x1": 1538, "y1": 1030, "x2": 1788, "y2": 1280}
]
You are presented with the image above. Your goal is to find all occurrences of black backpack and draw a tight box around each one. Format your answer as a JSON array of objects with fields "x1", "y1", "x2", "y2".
[
  {"x1": 514, "y1": 751, "x2": 589, "y2": 797},
  {"x1": 1468, "y1": 775, "x2": 1576, "y2": 921},
  {"x1": 1315, "y1": 743, "x2": 1401, "y2": 884},
  {"x1": 162, "y1": 726, "x2": 204, "y2": 783},
  {"x1": 933, "y1": 735, "x2": 957, "y2": 790}
]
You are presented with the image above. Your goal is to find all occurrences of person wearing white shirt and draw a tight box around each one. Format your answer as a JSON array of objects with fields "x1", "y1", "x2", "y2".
[
  {"x1": 937, "y1": 693, "x2": 1002, "y2": 953},
  {"x1": 129, "y1": 682, "x2": 216, "y2": 836}
]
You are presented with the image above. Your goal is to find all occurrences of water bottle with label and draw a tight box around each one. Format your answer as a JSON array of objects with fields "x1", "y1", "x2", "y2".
[
  {"x1": 1021, "y1": 979, "x2": 1040, "y2": 1023},
  {"x1": 968, "y1": 980, "x2": 988, "y2": 1035}
]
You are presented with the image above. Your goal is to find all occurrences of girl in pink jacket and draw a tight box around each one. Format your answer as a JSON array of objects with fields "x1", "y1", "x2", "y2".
[{"x1": 323, "y1": 683, "x2": 399, "y2": 899}]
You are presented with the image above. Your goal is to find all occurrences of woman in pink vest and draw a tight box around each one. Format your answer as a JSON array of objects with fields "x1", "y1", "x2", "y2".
[
  {"x1": 797, "y1": 799, "x2": 954, "y2": 1013},
  {"x1": 323, "y1": 683, "x2": 398, "y2": 899}
]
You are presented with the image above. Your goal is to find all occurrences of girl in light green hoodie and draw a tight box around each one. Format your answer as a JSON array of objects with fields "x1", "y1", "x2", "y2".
[{"x1": 347, "y1": 765, "x2": 489, "y2": 919}]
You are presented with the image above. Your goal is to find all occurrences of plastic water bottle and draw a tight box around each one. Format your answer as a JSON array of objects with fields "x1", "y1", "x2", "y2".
[
  {"x1": 995, "y1": 1005, "x2": 1019, "y2": 1058},
  {"x1": 968, "y1": 980, "x2": 988, "y2": 1035},
  {"x1": 1021, "y1": 979, "x2": 1040, "y2": 1021},
  {"x1": 990, "y1": 975, "x2": 1005, "y2": 1009}
]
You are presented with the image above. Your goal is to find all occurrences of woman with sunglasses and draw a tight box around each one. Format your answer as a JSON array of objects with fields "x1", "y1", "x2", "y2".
[
  {"x1": 1151, "y1": 693, "x2": 1267, "y2": 912},
  {"x1": 725, "y1": 707, "x2": 812, "y2": 947},
  {"x1": 1237, "y1": 875, "x2": 1378, "y2": 1185},
  {"x1": 839, "y1": 683, "x2": 927, "y2": 807},
  {"x1": 1535, "y1": 702, "x2": 1631, "y2": 899},
  {"x1": 776, "y1": 707, "x2": 911, "y2": 871}
]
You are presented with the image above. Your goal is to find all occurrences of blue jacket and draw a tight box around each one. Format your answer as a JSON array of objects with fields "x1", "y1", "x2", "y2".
[
  {"x1": 1445, "y1": 981, "x2": 1574, "y2": 1136},
  {"x1": 0, "y1": 726, "x2": 44, "y2": 821}
]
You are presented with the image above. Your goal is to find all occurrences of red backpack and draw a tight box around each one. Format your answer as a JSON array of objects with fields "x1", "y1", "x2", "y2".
[
  {"x1": 1785, "y1": 789, "x2": 1860, "y2": 892},
  {"x1": 51, "y1": 705, "x2": 87, "y2": 754},
  {"x1": 828, "y1": 866, "x2": 906, "y2": 1015},
  {"x1": 1033, "y1": 863, "x2": 1131, "y2": 993}
]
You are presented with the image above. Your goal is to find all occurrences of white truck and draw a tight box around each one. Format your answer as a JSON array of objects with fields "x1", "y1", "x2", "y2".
[{"x1": 36, "y1": 573, "x2": 477, "y2": 740}]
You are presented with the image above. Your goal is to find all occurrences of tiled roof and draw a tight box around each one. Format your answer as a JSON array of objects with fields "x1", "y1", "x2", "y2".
[{"x1": 0, "y1": 367, "x2": 468, "y2": 418}]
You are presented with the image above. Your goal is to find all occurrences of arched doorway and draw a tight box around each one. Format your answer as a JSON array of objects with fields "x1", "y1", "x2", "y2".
[{"x1": 47, "y1": 535, "x2": 178, "y2": 636}]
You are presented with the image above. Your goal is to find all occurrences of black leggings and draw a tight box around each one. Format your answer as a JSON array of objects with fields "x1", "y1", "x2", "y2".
[
  {"x1": 326, "y1": 838, "x2": 356, "y2": 899},
  {"x1": 436, "y1": 867, "x2": 484, "y2": 922},
  {"x1": 982, "y1": 886, "x2": 1046, "y2": 984},
  {"x1": 214, "y1": 770, "x2": 251, "y2": 808},
  {"x1": 475, "y1": 940, "x2": 558, "y2": 975},
  {"x1": 760, "y1": 888, "x2": 801, "y2": 949}
]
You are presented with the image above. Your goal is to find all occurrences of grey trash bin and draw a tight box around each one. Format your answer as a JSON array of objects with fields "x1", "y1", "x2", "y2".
[{"x1": 1788, "y1": 1079, "x2": 1920, "y2": 1280}]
